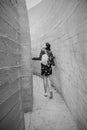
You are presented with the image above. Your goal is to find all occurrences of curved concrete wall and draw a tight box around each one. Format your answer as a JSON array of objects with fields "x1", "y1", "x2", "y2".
[
  {"x1": 29, "y1": 0, "x2": 87, "y2": 129},
  {"x1": 0, "y1": 0, "x2": 32, "y2": 130}
]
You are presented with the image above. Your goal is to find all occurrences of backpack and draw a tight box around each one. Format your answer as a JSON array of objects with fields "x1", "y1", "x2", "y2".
[
  {"x1": 40, "y1": 53, "x2": 49, "y2": 65},
  {"x1": 40, "y1": 50, "x2": 55, "y2": 66}
]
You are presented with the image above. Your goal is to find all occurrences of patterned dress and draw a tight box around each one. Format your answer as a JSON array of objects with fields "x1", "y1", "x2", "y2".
[{"x1": 41, "y1": 63, "x2": 52, "y2": 76}]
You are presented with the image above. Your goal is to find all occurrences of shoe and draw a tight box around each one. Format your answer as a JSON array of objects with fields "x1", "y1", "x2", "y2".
[
  {"x1": 49, "y1": 91, "x2": 53, "y2": 99},
  {"x1": 44, "y1": 93, "x2": 48, "y2": 97}
]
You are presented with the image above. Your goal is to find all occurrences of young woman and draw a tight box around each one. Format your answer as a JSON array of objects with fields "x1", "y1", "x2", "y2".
[{"x1": 32, "y1": 43, "x2": 55, "y2": 99}]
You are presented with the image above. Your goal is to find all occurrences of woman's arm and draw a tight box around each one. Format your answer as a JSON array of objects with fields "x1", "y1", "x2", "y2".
[
  {"x1": 32, "y1": 57, "x2": 40, "y2": 60},
  {"x1": 32, "y1": 49, "x2": 45, "y2": 60}
]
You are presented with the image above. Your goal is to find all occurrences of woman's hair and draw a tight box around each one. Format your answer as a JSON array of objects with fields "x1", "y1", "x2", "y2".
[{"x1": 45, "y1": 42, "x2": 51, "y2": 50}]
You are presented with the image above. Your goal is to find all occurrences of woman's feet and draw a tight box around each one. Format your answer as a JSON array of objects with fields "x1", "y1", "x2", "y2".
[
  {"x1": 49, "y1": 91, "x2": 53, "y2": 99},
  {"x1": 44, "y1": 93, "x2": 48, "y2": 97},
  {"x1": 44, "y1": 91, "x2": 53, "y2": 99}
]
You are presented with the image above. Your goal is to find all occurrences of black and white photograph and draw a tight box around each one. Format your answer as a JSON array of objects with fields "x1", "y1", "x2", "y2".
[{"x1": 0, "y1": 0, "x2": 87, "y2": 130}]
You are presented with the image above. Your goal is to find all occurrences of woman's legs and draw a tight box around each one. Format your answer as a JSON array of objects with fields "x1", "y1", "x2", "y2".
[
  {"x1": 43, "y1": 76, "x2": 48, "y2": 96},
  {"x1": 47, "y1": 76, "x2": 53, "y2": 99},
  {"x1": 43, "y1": 75, "x2": 53, "y2": 98}
]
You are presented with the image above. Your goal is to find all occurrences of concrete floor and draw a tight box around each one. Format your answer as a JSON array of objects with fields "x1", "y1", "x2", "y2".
[{"x1": 24, "y1": 75, "x2": 77, "y2": 130}]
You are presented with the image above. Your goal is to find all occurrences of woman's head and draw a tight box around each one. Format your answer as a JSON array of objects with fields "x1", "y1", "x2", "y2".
[
  {"x1": 41, "y1": 43, "x2": 46, "y2": 50},
  {"x1": 45, "y1": 42, "x2": 51, "y2": 50}
]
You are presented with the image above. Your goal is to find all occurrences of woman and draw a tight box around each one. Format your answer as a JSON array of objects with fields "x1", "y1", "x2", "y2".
[{"x1": 32, "y1": 42, "x2": 55, "y2": 99}]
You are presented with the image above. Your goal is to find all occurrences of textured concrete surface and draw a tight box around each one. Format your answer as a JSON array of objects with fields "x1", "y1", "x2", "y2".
[
  {"x1": 24, "y1": 75, "x2": 77, "y2": 130},
  {"x1": 18, "y1": 0, "x2": 33, "y2": 113},
  {"x1": 29, "y1": 0, "x2": 87, "y2": 129},
  {"x1": 0, "y1": 0, "x2": 32, "y2": 130}
]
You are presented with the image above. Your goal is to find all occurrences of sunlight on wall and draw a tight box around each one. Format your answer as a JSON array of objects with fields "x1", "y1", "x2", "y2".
[{"x1": 25, "y1": 0, "x2": 42, "y2": 9}]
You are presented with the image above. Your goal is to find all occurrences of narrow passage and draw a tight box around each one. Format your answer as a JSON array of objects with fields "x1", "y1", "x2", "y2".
[{"x1": 24, "y1": 75, "x2": 77, "y2": 130}]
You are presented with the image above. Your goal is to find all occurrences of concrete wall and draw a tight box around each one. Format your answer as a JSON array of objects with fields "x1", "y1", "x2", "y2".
[
  {"x1": 0, "y1": 0, "x2": 32, "y2": 130},
  {"x1": 29, "y1": 0, "x2": 87, "y2": 129},
  {"x1": 18, "y1": 0, "x2": 33, "y2": 113}
]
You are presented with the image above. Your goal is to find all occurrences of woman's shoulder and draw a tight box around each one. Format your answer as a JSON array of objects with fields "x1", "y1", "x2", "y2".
[
  {"x1": 46, "y1": 50, "x2": 52, "y2": 54},
  {"x1": 41, "y1": 49, "x2": 46, "y2": 54}
]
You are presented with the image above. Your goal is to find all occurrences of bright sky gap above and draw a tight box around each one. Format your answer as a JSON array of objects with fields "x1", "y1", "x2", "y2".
[{"x1": 25, "y1": 0, "x2": 42, "y2": 10}]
